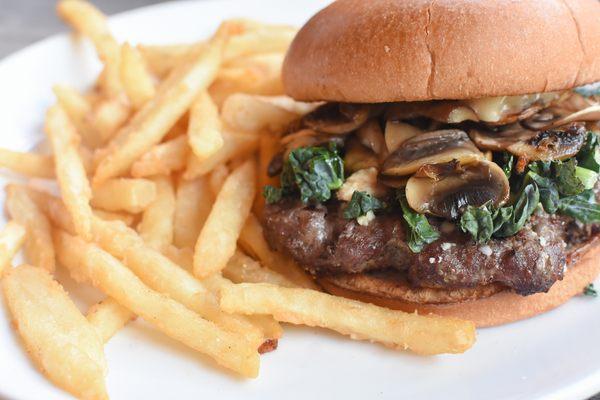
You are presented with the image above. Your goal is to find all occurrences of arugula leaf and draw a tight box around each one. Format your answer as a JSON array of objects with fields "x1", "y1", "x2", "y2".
[
  {"x1": 583, "y1": 283, "x2": 598, "y2": 297},
  {"x1": 527, "y1": 171, "x2": 560, "y2": 214},
  {"x1": 577, "y1": 132, "x2": 600, "y2": 173},
  {"x1": 398, "y1": 192, "x2": 440, "y2": 253},
  {"x1": 282, "y1": 145, "x2": 344, "y2": 203},
  {"x1": 558, "y1": 190, "x2": 600, "y2": 224},
  {"x1": 263, "y1": 185, "x2": 283, "y2": 204},
  {"x1": 460, "y1": 205, "x2": 494, "y2": 244},
  {"x1": 494, "y1": 184, "x2": 540, "y2": 237},
  {"x1": 554, "y1": 159, "x2": 585, "y2": 196},
  {"x1": 343, "y1": 191, "x2": 385, "y2": 220},
  {"x1": 575, "y1": 167, "x2": 599, "y2": 190}
]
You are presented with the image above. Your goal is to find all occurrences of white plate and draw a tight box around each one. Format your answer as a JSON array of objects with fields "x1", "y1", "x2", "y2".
[{"x1": 1, "y1": 1, "x2": 599, "y2": 399}]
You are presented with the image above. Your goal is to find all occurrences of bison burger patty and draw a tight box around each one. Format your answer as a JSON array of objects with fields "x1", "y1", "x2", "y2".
[{"x1": 263, "y1": 199, "x2": 569, "y2": 296}]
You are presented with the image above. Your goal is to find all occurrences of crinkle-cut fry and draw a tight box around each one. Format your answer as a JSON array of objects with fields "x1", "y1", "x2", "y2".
[
  {"x1": 2, "y1": 265, "x2": 108, "y2": 400},
  {"x1": 92, "y1": 209, "x2": 135, "y2": 226},
  {"x1": 55, "y1": 231, "x2": 260, "y2": 378},
  {"x1": 183, "y1": 131, "x2": 258, "y2": 180},
  {"x1": 87, "y1": 297, "x2": 135, "y2": 343},
  {"x1": 57, "y1": 0, "x2": 122, "y2": 97},
  {"x1": 239, "y1": 213, "x2": 319, "y2": 289},
  {"x1": 89, "y1": 217, "x2": 263, "y2": 347},
  {"x1": 45, "y1": 104, "x2": 93, "y2": 240},
  {"x1": 0, "y1": 148, "x2": 54, "y2": 178},
  {"x1": 224, "y1": 250, "x2": 296, "y2": 288},
  {"x1": 0, "y1": 221, "x2": 26, "y2": 277},
  {"x1": 221, "y1": 283, "x2": 477, "y2": 355},
  {"x1": 53, "y1": 85, "x2": 100, "y2": 148},
  {"x1": 5, "y1": 185, "x2": 55, "y2": 272},
  {"x1": 188, "y1": 90, "x2": 223, "y2": 161},
  {"x1": 91, "y1": 178, "x2": 157, "y2": 213},
  {"x1": 173, "y1": 176, "x2": 213, "y2": 248},
  {"x1": 93, "y1": 36, "x2": 224, "y2": 184},
  {"x1": 137, "y1": 176, "x2": 175, "y2": 251},
  {"x1": 193, "y1": 159, "x2": 256, "y2": 278},
  {"x1": 120, "y1": 43, "x2": 156, "y2": 110},
  {"x1": 131, "y1": 135, "x2": 189, "y2": 178}
]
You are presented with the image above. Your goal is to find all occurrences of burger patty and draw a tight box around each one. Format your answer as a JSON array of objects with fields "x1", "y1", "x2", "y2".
[{"x1": 263, "y1": 199, "x2": 596, "y2": 296}]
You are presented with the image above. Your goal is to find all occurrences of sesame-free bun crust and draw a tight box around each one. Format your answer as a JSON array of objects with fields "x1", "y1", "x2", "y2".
[
  {"x1": 319, "y1": 241, "x2": 600, "y2": 327},
  {"x1": 283, "y1": 0, "x2": 600, "y2": 103}
]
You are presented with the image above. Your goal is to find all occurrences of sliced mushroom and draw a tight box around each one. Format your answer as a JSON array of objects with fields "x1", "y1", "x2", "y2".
[
  {"x1": 382, "y1": 129, "x2": 483, "y2": 176},
  {"x1": 538, "y1": 104, "x2": 600, "y2": 130},
  {"x1": 470, "y1": 123, "x2": 587, "y2": 161},
  {"x1": 405, "y1": 160, "x2": 510, "y2": 220},
  {"x1": 356, "y1": 119, "x2": 387, "y2": 157},
  {"x1": 344, "y1": 138, "x2": 379, "y2": 173},
  {"x1": 337, "y1": 167, "x2": 388, "y2": 201},
  {"x1": 384, "y1": 121, "x2": 422, "y2": 153},
  {"x1": 303, "y1": 103, "x2": 371, "y2": 134},
  {"x1": 378, "y1": 175, "x2": 409, "y2": 189},
  {"x1": 281, "y1": 129, "x2": 346, "y2": 159}
]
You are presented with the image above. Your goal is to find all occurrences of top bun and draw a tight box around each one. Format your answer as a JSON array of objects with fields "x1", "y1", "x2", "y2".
[{"x1": 283, "y1": 0, "x2": 600, "y2": 103}]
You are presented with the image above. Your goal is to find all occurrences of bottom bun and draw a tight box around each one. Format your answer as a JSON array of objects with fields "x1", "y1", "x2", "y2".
[{"x1": 319, "y1": 241, "x2": 600, "y2": 327}]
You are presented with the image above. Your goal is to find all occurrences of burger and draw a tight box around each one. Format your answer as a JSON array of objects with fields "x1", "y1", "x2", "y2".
[{"x1": 260, "y1": 0, "x2": 600, "y2": 326}]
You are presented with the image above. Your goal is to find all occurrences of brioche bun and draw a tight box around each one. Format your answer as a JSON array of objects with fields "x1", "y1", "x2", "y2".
[
  {"x1": 283, "y1": 0, "x2": 600, "y2": 103},
  {"x1": 319, "y1": 241, "x2": 600, "y2": 327}
]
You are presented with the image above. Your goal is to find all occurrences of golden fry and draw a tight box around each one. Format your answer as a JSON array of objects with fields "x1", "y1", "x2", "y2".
[
  {"x1": 2, "y1": 265, "x2": 108, "y2": 399},
  {"x1": 188, "y1": 90, "x2": 223, "y2": 161},
  {"x1": 55, "y1": 230, "x2": 260, "y2": 377},
  {"x1": 137, "y1": 176, "x2": 175, "y2": 250},
  {"x1": 86, "y1": 297, "x2": 135, "y2": 343},
  {"x1": 224, "y1": 250, "x2": 296, "y2": 288},
  {"x1": 45, "y1": 104, "x2": 93, "y2": 239},
  {"x1": 0, "y1": 221, "x2": 26, "y2": 277},
  {"x1": 92, "y1": 209, "x2": 135, "y2": 226},
  {"x1": 5, "y1": 185, "x2": 55, "y2": 272},
  {"x1": 173, "y1": 176, "x2": 213, "y2": 248},
  {"x1": 0, "y1": 148, "x2": 54, "y2": 178},
  {"x1": 208, "y1": 164, "x2": 229, "y2": 197},
  {"x1": 91, "y1": 178, "x2": 157, "y2": 213},
  {"x1": 120, "y1": 43, "x2": 156, "y2": 110},
  {"x1": 193, "y1": 159, "x2": 256, "y2": 278},
  {"x1": 221, "y1": 283, "x2": 477, "y2": 355},
  {"x1": 131, "y1": 135, "x2": 189, "y2": 178}
]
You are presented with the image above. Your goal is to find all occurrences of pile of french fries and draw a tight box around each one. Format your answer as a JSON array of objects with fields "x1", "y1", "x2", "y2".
[{"x1": 0, "y1": 1, "x2": 476, "y2": 398}]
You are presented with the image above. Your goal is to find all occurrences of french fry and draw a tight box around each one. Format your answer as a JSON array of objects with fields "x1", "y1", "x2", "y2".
[
  {"x1": 0, "y1": 148, "x2": 54, "y2": 178},
  {"x1": 55, "y1": 230, "x2": 260, "y2": 377},
  {"x1": 91, "y1": 178, "x2": 157, "y2": 213},
  {"x1": 224, "y1": 250, "x2": 296, "y2": 288},
  {"x1": 210, "y1": 52, "x2": 285, "y2": 108},
  {"x1": 188, "y1": 90, "x2": 223, "y2": 161},
  {"x1": 208, "y1": 164, "x2": 229, "y2": 197},
  {"x1": 87, "y1": 217, "x2": 263, "y2": 346},
  {"x1": 0, "y1": 221, "x2": 26, "y2": 277},
  {"x1": 223, "y1": 27, "x2": 297, "y2": 61},
  {"x1": 92, "y1": 209, "x2": 135, "y2": 226},
  {"x1": 53, "y1": 85, "x2": 100, "y2": 148},
  {"x1": 131, "y1": 135, "x2": 189, "y2": 177},
  {"x1": 221, "y1": 94, "x2": 317, "y2": 133},
  {"x1": 239, "y1": 213, "x2": 318, "y2": 289},
  {"x1": 93, "y1": 36, "x2": 224, "y2": 184},
  {"x1": 184, "y1": 131, "x2": 258, "y2": 179},
  {"x1": 221, "y1": 283, "x2": 477, "y2": 355},
  {"x1": 45, "y1": 104, "x2": 93, "y2": 240},
  {"x1": 120, "y1": 43, "x2": 156, "y2": 110},
  {"x1": 88, "y1": 97, "x2": 131, "y2": 145},
  {"x1": 194, "y1": 159, "x2": 256, "y2": 278},
  {"x1": 5, "y1": 185, "x2": 55, "y2": 272},
  {"x1": 2, "y1": 265, "x2": 108, "y2": 399},
  {"x1": 86, "y1": 297, "x2": 135, "y2": 343},
  {"x1": 137, "y1": 43, "x2": 193, "y2": 79},
  {"x1": 24, "y1": 186, "x2": 76, "y2": 234},
  {"x1": 137, "y1": 176, "x2": 175, "y2": 250},
  {"x1": 57, "y1": 0, "x2": 122, "y2": 97},
  {"x1": 254, "y1": 134, "x2": 280, "y2": 216},
  {"x1": 173, "y1": 176, "x2": 213, "y2": 248}
]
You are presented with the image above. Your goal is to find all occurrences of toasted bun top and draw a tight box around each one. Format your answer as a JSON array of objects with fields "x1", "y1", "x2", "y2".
[{"x1": 283, "y1": 0, "x2": 600, "y2": 103}]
